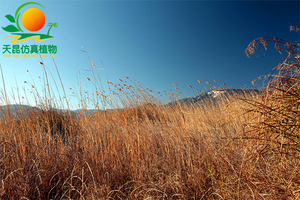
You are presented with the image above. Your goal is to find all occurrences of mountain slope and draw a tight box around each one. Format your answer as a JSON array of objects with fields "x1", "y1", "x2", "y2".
[{"x1": 169, "y1": 88, "x2": 261, "y2": 107}]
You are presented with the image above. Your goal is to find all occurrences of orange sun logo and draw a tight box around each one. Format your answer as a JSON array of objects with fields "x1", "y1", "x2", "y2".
[
  {"x1": 1, "y1": 2, "x2": 58, "y2": 43},
  {"x1": 22, "y1": 8, "x2": 45, "y2": 32}
]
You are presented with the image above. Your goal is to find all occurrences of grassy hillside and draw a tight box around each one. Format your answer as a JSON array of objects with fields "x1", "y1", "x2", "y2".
[{"x1": 0, "y1": 27, "x2": 299, "y2": 199}]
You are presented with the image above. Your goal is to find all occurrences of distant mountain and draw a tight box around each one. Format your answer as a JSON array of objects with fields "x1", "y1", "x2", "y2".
[
  {"x1": 0, "y1": 104, "x2": 39, "y2": 116},
  {"x1": 0, "y1": 89, "x2": 261, "y2": 118},
  {"x1": 168, "y1": 88, "x2": 261, "y2": 107},
  {"x1": 0, "y1": 104, "x2": 103, "y2": 119},
  {"x1": 71, "y1": 109, "x2": 103, "y2": 116}
]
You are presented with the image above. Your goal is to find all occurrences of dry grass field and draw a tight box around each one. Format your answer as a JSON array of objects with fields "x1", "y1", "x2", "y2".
[{"x1": 0, "y1": 26, "x2": 299, "y2": 199}]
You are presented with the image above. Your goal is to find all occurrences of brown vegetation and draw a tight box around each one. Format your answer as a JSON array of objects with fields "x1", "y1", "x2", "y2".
[{"x1": 0, "y1": 25, "x2": 299, "y2": 199}]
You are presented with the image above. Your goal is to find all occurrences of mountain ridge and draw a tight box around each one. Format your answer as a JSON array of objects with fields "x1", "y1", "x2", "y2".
[
  {"x1": 0, "y1": 88, "x2": 261, "y2": 117},
  {"x1": 168, "y1": 88, "x2": 261, "y2": 107}
]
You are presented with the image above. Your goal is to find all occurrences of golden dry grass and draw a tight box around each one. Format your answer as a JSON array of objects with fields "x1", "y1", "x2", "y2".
[
  {"x1": 0, "y1": 25, "x2": 299, "y2": 199},
  {"x1": 1, "y1": 80, "x2": 299, "y2": 199},
  {"x1": 0, "y1": 88, "x2": 261, "y2": 199}
]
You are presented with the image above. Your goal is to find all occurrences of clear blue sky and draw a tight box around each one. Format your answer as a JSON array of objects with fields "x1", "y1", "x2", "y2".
[{"x1": 0, "y1": 0, "x2": 299, "y2": 110}]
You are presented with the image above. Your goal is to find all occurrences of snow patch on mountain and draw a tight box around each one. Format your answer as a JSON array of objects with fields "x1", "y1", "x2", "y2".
[{"x1": 207, "y1": 90, "x2": 225, "y2": 98}]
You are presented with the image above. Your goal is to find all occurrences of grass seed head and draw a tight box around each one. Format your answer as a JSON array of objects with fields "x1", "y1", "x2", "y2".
[{"x1": 90, "y1": 61, "x2": 95, "y2": 67}]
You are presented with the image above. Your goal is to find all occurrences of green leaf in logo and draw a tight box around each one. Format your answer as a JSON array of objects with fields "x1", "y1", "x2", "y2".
[
  {"x1": 2, "y1": 25, "x2": 20, "y2": 32},
  {"x1": 5, "y1": 15, "x2": 15, "y2": 23}
]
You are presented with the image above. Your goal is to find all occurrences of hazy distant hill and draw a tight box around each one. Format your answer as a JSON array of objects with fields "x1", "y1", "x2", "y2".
[
  {"x1": 0, "y1": 104, "x2": 39, "y2": 116},
  {"x1": 0, "y1": 89, "x2": 261, "y2": 118},
  {"x1": 168, "y1": 88, "x2": 261, "y2": 107},
  {"x1": 0, "y1": 104, "x2": 103, "y2": 119}
]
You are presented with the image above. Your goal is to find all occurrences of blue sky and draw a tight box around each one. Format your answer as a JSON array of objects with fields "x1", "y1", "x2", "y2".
[{"x1": 0, "y1": 0, "x2": 299, "y2": 110}]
